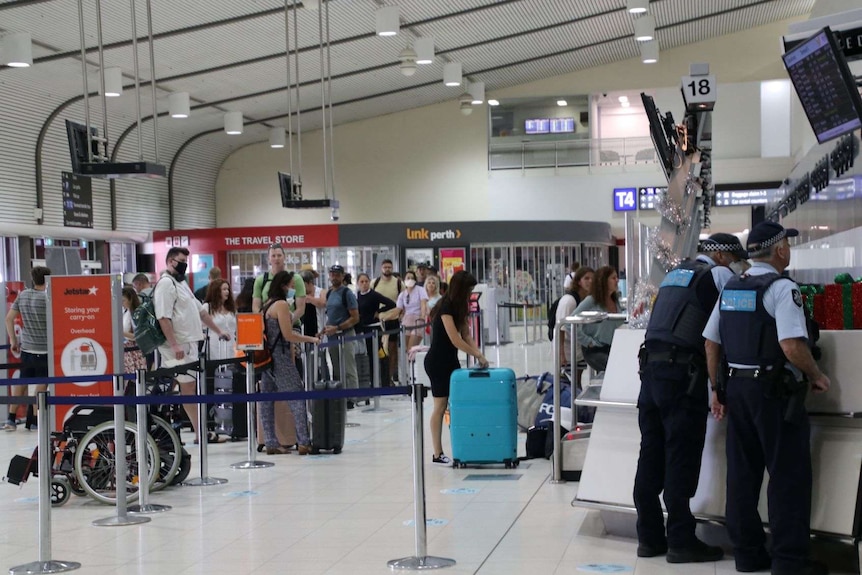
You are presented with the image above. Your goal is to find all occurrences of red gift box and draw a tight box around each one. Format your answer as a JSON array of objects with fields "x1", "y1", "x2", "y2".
[
  {"x1": 853, "y1": 283, "x2": 862, "y2": 330},
  {"x1": 822, "y1": 284, "x2": 845, "y2": 330},
  {"x1": 813, "y1": 293, "x2": 827, "y2": 326}
]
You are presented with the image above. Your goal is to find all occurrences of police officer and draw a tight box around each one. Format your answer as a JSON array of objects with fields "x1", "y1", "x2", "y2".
[
  {"x1": 704, "y1": 222, "x2": 829, "y2": 575},
  {"x1": 634, "y1": 232, "x2": 747, "y2": 563}
]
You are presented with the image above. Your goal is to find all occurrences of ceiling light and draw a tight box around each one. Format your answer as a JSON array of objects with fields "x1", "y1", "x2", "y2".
[
  {"x1": 102, "y1": 67, "x2": 123, "y2": 97},
  {"x1": 460, "y1": 101, "x2": 473, "y2": 116},
  {"x1": 0, "y1": 32, "x2": 33, "y2": 68},
  {"x1": 224, "y1": 111, "x2": 243, "y2": 135},
  {"x1": 414, "y1": 37, "x2": 434, "y2": 65},
  {"x1": 618, "y1": 95, "x2": 628, "y2": 103},
  {"x1": 626, "y1": 0, "x2": 649, "y2": 14},
  {"x1": 443, "y1": 62, "x2": 462, "y2": 87},
  {"x1": 634, "y1": 15, "x2": 655, "y2": 42},
  {"x1": 375, "y1": 6, "x2": 399, "y2": 37},
  {"x1": 399, "y1": 45, "x2": 417, "y2": 76},
  {"x1": 168, "y1": 92, "x2": 190, "y2": 118},
  {"x1": 269, "y1": 127, "x2": 285, "y2": 148},
  {"x1": 640, "y1": 40, "x2": 659, "y2": 63},
  {"x1": 556, "y1": 99, "x2": 567, "y2": 106},
  {"x1": 469, "y1": 82, "x2": 485, "y2": 105},
  {"x1": 621, "y1": 101, "x2": 631, "y2": 108},
  {"x1": 488, "y1": 99, "x2": 500, "y2": 106}
]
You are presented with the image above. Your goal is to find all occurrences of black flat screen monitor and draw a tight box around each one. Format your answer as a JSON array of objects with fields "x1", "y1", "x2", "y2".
[
  {"x1": 278, "y1": 172, "x2": 293, "y2": 207},
  {"x1": 782, "y1": 26, "x2": 862, "y2": 144},
  {"x1": 640, "y1": 93, "x2": 674, "y2": 174},
  {"x1": 525, "y1": 118, "x2": 549, "y2": 134},
  {"x1": 65, "y1": 120, "x2": 99, "y2": 175}
]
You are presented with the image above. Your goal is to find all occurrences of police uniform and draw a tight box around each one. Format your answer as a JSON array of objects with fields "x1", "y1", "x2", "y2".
[
  {"x1": 634, "y1": 235, "x2": 744, "y2": 562},
  {"x1": 702, "y1": 224, "x2": 819, "y2": 575}
]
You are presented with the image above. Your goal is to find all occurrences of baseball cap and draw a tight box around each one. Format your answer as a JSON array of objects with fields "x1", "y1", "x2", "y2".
[
  {"x1": 700, "y1": 233, "x2": 748, "y2": 259},
  {"x1": 417, "y1": 262, "x2": 429, "y2": 269},
  {"x1": 746, "y1": 221, "x2": 799, "y2": 252},
  {"x1": 329, "y1": 264, "x2": 345, "y2": 273}
]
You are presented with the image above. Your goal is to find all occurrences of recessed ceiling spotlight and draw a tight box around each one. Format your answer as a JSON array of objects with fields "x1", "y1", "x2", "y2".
[
  {"x1": 618, "y1": 95, "x2": 629, "y2": 103},
  {"x1": 488, "y1": 99, "x2": 500, "y2": 106}
]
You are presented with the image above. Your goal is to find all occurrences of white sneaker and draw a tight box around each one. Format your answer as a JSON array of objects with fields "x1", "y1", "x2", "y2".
[
  {"x1": 432, "y1": 453, "x2": 451, "y2": 465},
  {"x1": 3, "y1": 421, "x2": 17, "y2": 432}
]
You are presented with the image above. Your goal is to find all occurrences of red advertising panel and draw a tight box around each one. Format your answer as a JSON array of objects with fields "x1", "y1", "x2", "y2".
[
  {"x1": 49, "y1": 276, "x2": 117, "y2": 427},
  {"x1": 439, "y1": 248, "x2": 466, "y2": 283},
  {"x1": 4, "y1": 281, "x2": 25, "y2": 379}
]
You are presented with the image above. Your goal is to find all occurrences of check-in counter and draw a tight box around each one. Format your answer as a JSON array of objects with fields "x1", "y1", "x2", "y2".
[{"x1": 575, "y1": 328, "x2": 862, "y2": 543}]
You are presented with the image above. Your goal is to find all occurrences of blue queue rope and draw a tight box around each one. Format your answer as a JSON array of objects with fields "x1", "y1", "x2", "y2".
[{"x1": 0, "y1": 343, "x2": 10, "y2": 350}]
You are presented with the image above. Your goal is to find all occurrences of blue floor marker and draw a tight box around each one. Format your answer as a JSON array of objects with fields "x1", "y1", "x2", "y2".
[
  {"x1": 224, "y1": 490, "x2": 259, "y2": 498},
  {"x1": 441, "y1": 488, "x2": 479, "y2": 495},
  {"x1": 576, "y1": 564, "x2": 633, "y2": 573},
  {"x1": 463, "y1": 474, "x2": 522, "y2": 481},
  {"x1": 403, "y1": 518, "x2": 449, "y2": 527}
]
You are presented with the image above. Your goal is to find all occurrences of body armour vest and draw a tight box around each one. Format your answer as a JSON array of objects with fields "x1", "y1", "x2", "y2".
[
  {"x1": 645, "y1": 259, "x2": 718, "y2": 353},
  {"x1": 718, "y1": 273, "x2": 787, "y2": 367}
]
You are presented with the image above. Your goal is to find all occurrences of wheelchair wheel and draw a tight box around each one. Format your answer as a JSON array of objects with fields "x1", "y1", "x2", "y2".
[
  {"x1": 51, "y1": 477, "x2": 71, "y2": 507},
  {"x1": 73, "y1": 421, "x2": 159, "y2": 505},
  {"x1": 148, "y1": 415, "x2": 182, "y2": 490}
]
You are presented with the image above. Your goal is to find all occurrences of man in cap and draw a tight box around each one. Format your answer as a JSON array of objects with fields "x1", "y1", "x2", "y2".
[
  {"x1": 634, "y1": 232, "x2": 747, "y2": 563},
  {"x1": 320, "y1": 265, "x2": 359, "y2": 404},
  {"x1": 415, "y1": 262, "x2": 430, "y2": 287},
  {"x1": 704, "y1": 221, "x2": 829, "y2": 575}
]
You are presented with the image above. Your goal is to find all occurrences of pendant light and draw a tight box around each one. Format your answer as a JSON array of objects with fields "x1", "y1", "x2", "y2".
[
  {"x1": 169, "y1": 92, "x2": 190, "y2": 118},
  {"x1": 640, "y1": 40, "x2": 659, "y2": 64},
  {"x1": 102, "y1": 67, "x2": 123, "y2": 97},
  {"x1": 375, "y1": 6, "x2": 399, "y2": 37},
  {"x1": 0, "y1": 32, "x2": 33, "y2": 68},
  {"x1": 443, "y1": 62, "x2": 461, "y2": 87},
  {"x1": 414, "y1": 37, "x2": 434, "y2": 65},
  {"x1": 626, "y1": 0, "x2": 649, "y2": 14},
  {"x1": 269, "y1": 127, "x2": 286, "y2": 148},
  {"x1": 469, "y1": 81, "x2": 485, "y2": 105},
  {"x1": 224, "y1": 111, "x2": 243, "y2": 135},
  {"x1": 634, "y1": 15, "x2": 655, "y2": 42},
  {"x1": 399, "y1": 45, "x2": 417, "y2": 76}
]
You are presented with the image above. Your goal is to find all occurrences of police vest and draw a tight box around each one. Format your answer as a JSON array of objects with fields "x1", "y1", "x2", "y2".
[
  {"x1": 718, "y1": 273, "x2": 787, "y2": 367},
  {"x1": 645, "y1": 259, "x2": 718, "y2": 352}
]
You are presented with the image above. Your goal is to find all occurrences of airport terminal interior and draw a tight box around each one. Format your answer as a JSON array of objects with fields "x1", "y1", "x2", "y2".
[{"x1": 3, "y1": 0, "x2": 862, "y2": 573}]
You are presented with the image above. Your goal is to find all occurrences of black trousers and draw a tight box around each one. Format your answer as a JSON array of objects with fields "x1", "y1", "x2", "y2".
[
  {"x1": 725, "y1": 376, "x2": 812, "y2": 573},
  {"x1": 633, "y1": 361, "x2": 708, "y2": 548}
]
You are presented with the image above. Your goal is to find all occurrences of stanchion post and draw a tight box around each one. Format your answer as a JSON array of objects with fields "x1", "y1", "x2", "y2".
[
  {"x1": 398, "y1": 327, "x2": 408, "y2": 386},
  {"x1": 128, "y1": 369, "x2": 171, "y2": 514},
  {"x1": 387, "y1": 384, "x2": 456, "y2": 571},
  {"x1": 93, "y1": 375, "x2": 150, "y2": 526},
  {"x1": 232, "y1": 353, "x2": 274, "y2": 469},
  {"x1": 363, "y1": 329, "x2": 391, "y2": 414},
  {"x1": 10, "y1": 391, "x2": 82, "y2": 574},
  {"x1": 551, "y1": 322, "x2": 566, "y2": 484},
  {"x1": 184, "y1": 363, "x2": 228, "y2": 485},
  {"x1": 337, "y1": 333, "x2": 347, "y2": 389},
  {"x1": 494, "y1": 303, "x2": 501, "y2": 347}
]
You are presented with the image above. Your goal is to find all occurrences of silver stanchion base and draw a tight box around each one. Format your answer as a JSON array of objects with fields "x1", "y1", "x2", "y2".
[
  {"x1": 230, "y1": 460, "x2": 274, "y2": 469},
  {"x1": 549, "y1": 479, "x2": 567, "y2": 485},
  {"x1": 387, "y1": 556, "x2": 456, "y2": 570},
  {"x1": 127, "y1": 503, "x2": 172, "y2": 514},
  {"x1": 91, "y1": 514, "x2": 151, "y2": 527},
  {"x1": 183, "y1": 476, "x2": 228, "y2": 486},
  {"x1": 362, "y1": 406, "x2": 392, "y2": 413},
  {"x1": 9, "y1": 560, "x2": 82, "y2": 574}
]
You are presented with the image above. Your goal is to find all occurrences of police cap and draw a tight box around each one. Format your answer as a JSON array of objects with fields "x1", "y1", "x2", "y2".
[
  {"x1": 746, "y1": 221, "x2": 799, "y2": 252},
  {"x1": 700, "y1": 233, "x2": 747, "y2": 259}
]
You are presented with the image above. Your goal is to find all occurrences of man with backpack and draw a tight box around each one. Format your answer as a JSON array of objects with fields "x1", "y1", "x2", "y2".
[
  {"x1": 372, "y1": 259, "x2": 403, "y2": 384},
  {"x1": 320, "y1": 265, "x2": 359, "y2": 406},
  {"x1": 252, "y1": 243, "x2": 306, "y2": 326}
]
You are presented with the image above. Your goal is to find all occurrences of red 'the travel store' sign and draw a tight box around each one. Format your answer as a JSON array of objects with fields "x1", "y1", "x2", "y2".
[{"x1": 152, "y1": 224, "x2": 340, "y2": 253}]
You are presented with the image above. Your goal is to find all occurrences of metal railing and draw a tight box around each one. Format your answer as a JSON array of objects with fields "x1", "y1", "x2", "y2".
[{"x1": 489, "y1": 136, "x2": 657, "y2": 171}]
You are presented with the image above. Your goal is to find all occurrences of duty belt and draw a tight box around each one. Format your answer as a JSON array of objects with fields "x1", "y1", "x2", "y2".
[
  {"x1": 646, "y1": 350, "x2": 699, "y2": 364},
  {"x1": 727, "y1": 367, "x2": 774, "y2": 379}
]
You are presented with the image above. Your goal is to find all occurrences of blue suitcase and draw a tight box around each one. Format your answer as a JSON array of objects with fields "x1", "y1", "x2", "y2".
[{"x1": 449, "y1": 367, "x2": 519, "y2": 469}]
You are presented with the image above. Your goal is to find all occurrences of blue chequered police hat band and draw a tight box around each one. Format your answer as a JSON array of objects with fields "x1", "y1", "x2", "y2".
[
  {"x1": 747, "y1": 230, "x2": 785, "y2": 251},
  {"x1": 701, "y1": 242, "x2": 739, "y2": 253}
]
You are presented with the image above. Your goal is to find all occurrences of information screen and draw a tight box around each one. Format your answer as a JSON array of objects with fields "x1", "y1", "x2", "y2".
[
  {"x1": 782, "y1": 27, "x2": 862, "y2": 144},
  {"x1": 713, "y1": 187, "x2": 781, "y2": 207},
  {"x1": 550, "y1": 118, "x2": 575, "y2": 133},
  {"x1": 613, "y1": 188, "x2": 637, "y2": 212},
  {"x1": 525, "y1": 118, "x2": 549, "y2": 134},
  {"x1": 638, "y1": 187, "x2": 666, "y2": 210}
]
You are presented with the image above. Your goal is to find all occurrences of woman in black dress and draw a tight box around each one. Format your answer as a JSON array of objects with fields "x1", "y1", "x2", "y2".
[
  {"x1": 424, "y1": 271, "x2": 489, "y2": 465},
  {"x1": 355, "y1": 273, "x2": 396, "y2": 359}
]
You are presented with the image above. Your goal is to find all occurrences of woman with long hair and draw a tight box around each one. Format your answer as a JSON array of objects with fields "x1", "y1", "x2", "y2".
[
  {"x1": 202, "y1": 279, "x2": 237, "y2": 361},
  {"x1": 260, "y1": 271, "x2": 319, "y2": 455},
  {"x1": 121, "y1": 287, "x2": 147, "y2": 374},
  {"x1": 424, "y1": 271, "x2": 488, "y2": 465},
  {"x1": 424, "y1": 275, "x2": 442, "y2": 312},
  {"x1": 573, "y1": 266, "x2": 625, "y2": 373},
  {"x1": 556, "y1": 266, "x2": 594, "y2": 366},
  {"x1": 235, "y1": 277, "x2": 256, "y2": 313},
  {"x1": 355, "y1": 272, "x2": 396, "y2": 359}
]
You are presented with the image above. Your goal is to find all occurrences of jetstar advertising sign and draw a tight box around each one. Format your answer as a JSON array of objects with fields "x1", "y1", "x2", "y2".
[{"x1": 48, "y1": 275, "x2": 120, "y2": 427}]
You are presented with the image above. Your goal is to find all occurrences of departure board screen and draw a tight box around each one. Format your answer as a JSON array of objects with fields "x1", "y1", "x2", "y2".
[{"x1": 782, "y1": 27, "x2": 862, "y2": 144}]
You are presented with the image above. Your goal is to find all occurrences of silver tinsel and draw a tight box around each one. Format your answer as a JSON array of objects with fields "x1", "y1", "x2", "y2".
[
  {"x1": 647, "y1": 228, "x2": 681, "y2": 272},
  {"x1": 655, "y1": 190, "x2": 690, "y2": 232},
  {"x1": 628, "y1": 279, "x2": 659, "y2": 329}
]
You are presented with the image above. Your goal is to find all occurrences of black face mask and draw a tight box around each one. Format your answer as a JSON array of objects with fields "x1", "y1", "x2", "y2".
[{"x1": 174, "y1": 260, "x2": 188, "y2": 276}]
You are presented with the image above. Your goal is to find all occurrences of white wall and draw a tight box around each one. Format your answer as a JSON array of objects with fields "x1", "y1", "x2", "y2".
[{"x1": 216, "y1": 17, "x2": 807, "y2": 237}]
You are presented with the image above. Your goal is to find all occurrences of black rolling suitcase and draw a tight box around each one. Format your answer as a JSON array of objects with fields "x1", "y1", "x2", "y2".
[
  {"x1": 230, "y1": 367, "x2": 249, "y2": 440},
  {"x1": 311, "y1": 380, "x2": 346, "y2": 454}
]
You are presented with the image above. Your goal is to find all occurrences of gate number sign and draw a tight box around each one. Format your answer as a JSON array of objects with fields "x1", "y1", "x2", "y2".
[{"x1": 613, "y1": 187, "x2": 637, "y2": 212}]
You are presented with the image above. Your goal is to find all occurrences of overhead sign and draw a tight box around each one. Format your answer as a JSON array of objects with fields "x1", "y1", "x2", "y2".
[
  {"x1": 613, "y1": 188, "x2": 637, "y2": 212},
  {"x1": 405, "y1": 226, "x2": 462, "y2": 242},
  {"x1": 61, "y1": 171, "x2": 93, "y2": 229},
  {"x1": 48, "y1": 275, "x2": 119, "y2": 427},
  {"x1": 638, "y1": 187, "x2": 666, "y2": 210},
  {"x1": 236, "y1": 313, "x2": 264, "y2": 351},
  {"x1": 153, "y1": 224, "x2": 340, "y2": 252}
]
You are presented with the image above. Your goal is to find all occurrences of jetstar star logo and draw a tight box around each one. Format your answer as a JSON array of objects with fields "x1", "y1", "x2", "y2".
[
  {"x1": 405, "y1": 227, "x2": 462, "y2": 242},
  {"x1": 64, "y1": 286, "x2": 99, "y2": 296}
]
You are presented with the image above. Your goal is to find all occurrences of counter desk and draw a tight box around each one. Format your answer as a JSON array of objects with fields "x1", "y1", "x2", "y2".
[{"x1": 575, "y1": 329, "x2": 862, "y2": 554}]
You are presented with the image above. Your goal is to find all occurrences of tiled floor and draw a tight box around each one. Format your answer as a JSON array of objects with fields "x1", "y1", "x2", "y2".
[{"x1": 1, "y1": 332, "x2": 857, "y2": 574}]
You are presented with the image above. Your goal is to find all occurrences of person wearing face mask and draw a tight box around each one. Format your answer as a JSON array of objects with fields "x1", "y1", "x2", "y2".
[
  {"x1": 704, "y1": 222, "x2": 830, "y2": 575},
  {"x1": 396, "y1": 271, "x2": 429, "y2": 351},
  {"x1": 633, "y1": 232, "x2": 747, "y2": 564},
  {"x1": 155, "y1": 247, "x2": 231, "y2": 444}
]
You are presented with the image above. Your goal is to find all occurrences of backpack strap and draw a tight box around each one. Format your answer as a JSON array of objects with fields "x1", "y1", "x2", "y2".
[
  {"x1": 261, "y1": 299, "x2": 284, "y2": 350},
  {"x1": 372, "y1": 277, "x2": 380, "y2": 290}
]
